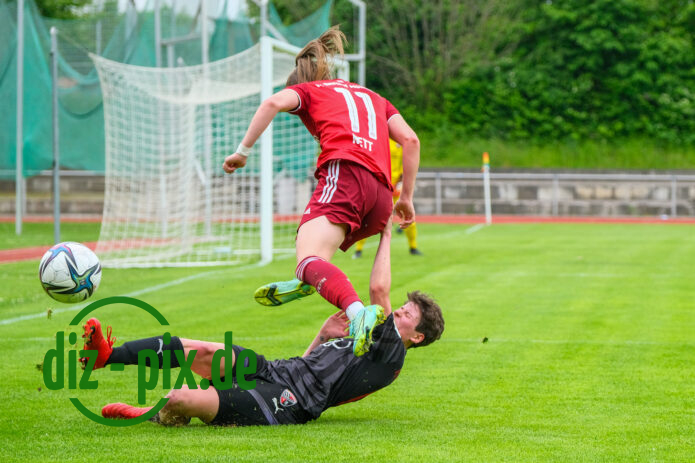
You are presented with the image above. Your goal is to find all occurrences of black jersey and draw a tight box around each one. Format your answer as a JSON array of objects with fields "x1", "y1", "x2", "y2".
[{"x1": 262, "y1": 314, "x2": 406, "y2": 418}]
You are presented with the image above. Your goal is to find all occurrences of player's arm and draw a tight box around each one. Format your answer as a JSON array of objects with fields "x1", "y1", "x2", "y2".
[
  {"x1": 369, "y1": 217, "x2": 393, "y2": 316},
  {"x1": 222, "y1": 89, "x2": 300, "y2": 173},
  {"x1": 387, "y1": 115, "x2": 420, "y2": 228},
  {"x1": 303, "y1": 311, "x2": 350, "y2": 357}
]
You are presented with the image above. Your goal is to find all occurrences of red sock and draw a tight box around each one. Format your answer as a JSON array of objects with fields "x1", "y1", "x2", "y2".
[{"x1": 296, "y1": 256, "x2": 361, "y2": 311}]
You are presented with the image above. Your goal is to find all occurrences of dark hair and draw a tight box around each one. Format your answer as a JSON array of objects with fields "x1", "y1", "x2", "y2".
[
  {"x1": 408, "y1": 291, "x2": 444, "y2": 348},
  {"x1": 286, "y1": 26, "x2": 346, "y2": 86}
]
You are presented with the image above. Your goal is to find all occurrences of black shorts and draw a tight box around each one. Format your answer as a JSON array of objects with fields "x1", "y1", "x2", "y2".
[{"x1": 209, "y1": 345, "x2": 313, "y2": 426}]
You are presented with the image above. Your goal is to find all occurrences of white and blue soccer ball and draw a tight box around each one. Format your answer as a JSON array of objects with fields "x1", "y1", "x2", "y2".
[{"x1": 39, "y1": 242, "x2": 102, "y2": 303}]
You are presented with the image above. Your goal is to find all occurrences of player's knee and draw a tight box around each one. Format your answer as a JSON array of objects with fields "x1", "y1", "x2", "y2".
[
  {"x1": 194, "y1": 343, "x2": 216, "y2": 360},
  {"x1": 186, "y1": 341, "x2": 221, "y2": 364},
  {"x1": 165, "y1": 386, "x2": 193, "y2": 410}
]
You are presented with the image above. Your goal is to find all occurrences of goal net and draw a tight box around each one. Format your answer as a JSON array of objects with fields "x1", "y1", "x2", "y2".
[{"x1": 92, "y1": 38, "x2": 344, "y2": 267}]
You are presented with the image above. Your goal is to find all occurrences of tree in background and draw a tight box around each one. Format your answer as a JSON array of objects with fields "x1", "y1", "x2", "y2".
[
  {"x1": 444, "y1": 0, "x2": 695, "y2": 144},
  {"x1": 28, "y1": 0, "x2": 93, "y2": 19},
  {"x1": 365, "y1": 0, "x2": 521, "y2": 121}
]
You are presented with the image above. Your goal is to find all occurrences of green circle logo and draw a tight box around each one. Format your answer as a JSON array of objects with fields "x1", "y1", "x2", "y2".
[{"x1": 69, "y1": 296, "x2": 170, "y2": 427}]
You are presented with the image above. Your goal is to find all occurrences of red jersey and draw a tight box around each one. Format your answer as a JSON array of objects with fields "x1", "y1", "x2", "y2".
[{"x1": 287, "y1": 79, "x2": 399, "y2": 189}]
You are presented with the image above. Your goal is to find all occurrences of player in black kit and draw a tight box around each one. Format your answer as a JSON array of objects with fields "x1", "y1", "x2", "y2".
[{"x1": 84, "y1": 218, "x2": 444, "y2": 426}]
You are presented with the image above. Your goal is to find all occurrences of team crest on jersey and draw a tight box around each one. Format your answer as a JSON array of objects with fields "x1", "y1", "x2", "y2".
[{"x1": 280, "y1": 389, "x2": 297, "y2": 407}]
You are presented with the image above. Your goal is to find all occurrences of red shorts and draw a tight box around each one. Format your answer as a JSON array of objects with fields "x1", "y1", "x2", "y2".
[{"x1": 299, "y1": 160, "x2": 393, "y2": 251}]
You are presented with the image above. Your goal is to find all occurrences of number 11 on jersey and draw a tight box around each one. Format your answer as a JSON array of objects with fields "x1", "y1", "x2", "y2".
[{"x1": 333, "y1": 88, "x2": 377, "y2": 152}]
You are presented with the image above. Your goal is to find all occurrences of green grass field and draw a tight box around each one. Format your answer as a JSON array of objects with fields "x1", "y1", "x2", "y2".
[
  {"x1": 418, "y1": 132, "x2": 695, "y2": 170},
  {"x1": 1, "y1": 222, "x2": 693, "y2": 462}
]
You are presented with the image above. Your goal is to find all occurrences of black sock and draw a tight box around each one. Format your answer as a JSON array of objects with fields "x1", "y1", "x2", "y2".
[{"x1": 107, "y1": 335, "x2": 184, "y2": 368}]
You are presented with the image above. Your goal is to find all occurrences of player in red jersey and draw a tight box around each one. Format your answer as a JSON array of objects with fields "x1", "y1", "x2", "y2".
[{"x1": 222, "y1": 27, "x2": 420, "y2": 357}]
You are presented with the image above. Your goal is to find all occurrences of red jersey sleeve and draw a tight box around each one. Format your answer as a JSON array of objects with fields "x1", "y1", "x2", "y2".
[
  {"x1": 384, "y1": 98, "x2": 399, "y2": 122},
  {"x1": 287, "y1": 83, "x2": 311, "y2": 116}
]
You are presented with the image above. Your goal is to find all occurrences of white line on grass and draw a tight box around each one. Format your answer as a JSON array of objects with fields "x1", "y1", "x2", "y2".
[
  {"x1": 0, "y1": 262, "x2": 270, "y2": 326},
  {"x1": 347, "y1": 223, "x2": 486, "y2": 251},
  {"x1": 1, "y1": 224, "x2": 478, "y2": 327},
  {"x1": 4, "y1": 336, "x2": 692, "y2": 347},
  {"x1": 438, "y1": 337, "x2": 695, "y2": 347},
  {"x1": 465, "y1": 223, "x2": 486, "y2": 234}
]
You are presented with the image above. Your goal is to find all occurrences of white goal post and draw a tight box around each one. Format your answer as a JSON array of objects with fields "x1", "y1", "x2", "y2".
[{"x1": 92, "y1": 37, "x2": 348, "y2": 267}]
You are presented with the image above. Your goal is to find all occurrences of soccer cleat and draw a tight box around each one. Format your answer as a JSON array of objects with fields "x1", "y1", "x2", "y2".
[
  {"x1": 349, "y1": 304, "x2": 386, "y2": 357},
  {"x1": 352, "y1": 250, "x2": 362, "y2": 259},
  {"x1": 80, "y1": 317, "x2": 115, "y2": 370},
  {"x1": 254, "y1": 278, "x2": 315, "y2": 307},
  {"x1": 102, "y1": 402, "x2": 152, "y2": 420},
  {"x1": 409, "y1": 248, "x2": 423, "y2": 256}
]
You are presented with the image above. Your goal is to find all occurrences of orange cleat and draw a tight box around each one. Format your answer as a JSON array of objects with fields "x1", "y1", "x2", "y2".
[
  {"x1": 102, "y1": 402, "x2": 152, "y2": 420},
  {"x1": 80, "y1": 317, "x2": 115, "y2": 370}
]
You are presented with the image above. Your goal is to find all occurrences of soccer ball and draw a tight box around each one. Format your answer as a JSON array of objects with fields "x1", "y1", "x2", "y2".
[{"x1": 39, "y1": 242, "x2": 102, "y2": 303}]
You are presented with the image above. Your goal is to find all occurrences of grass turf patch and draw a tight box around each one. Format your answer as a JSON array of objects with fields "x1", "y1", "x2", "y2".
[
  {"x1": 0, "y1": 223, "x2": 693, "y2": 461},
  {"x1": 419, "y1": 132, "x2": 695, "y2": 170},
  {"x1": 0, "y1": 222, "x2": 101, "y2": 251}
]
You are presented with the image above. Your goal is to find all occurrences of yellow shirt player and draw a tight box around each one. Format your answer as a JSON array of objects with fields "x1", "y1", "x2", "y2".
[{"x1": 354, "y1": 139, "x2": 421, "y2": 258}]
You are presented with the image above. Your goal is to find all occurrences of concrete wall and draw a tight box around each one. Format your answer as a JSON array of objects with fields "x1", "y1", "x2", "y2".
[
  {"x1": 414, "y1": 170, "x2": 695, "y2": 217},
  {"x1": 0, "y1": 174, "x2": 104, "y2": 215},
  {"x1": 3, "y1": 169, "x2": 695, "y2": 217}
]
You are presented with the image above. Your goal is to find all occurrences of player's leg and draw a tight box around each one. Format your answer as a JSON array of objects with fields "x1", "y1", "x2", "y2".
[
  {"x1": 393, "y1": 188, "x2": 404, "y2": 234},
  {"x1": 255, "y1": 160, "x2": 353, "y2": 308},
  {"x1": 107, "y1": 380, "x2": 310, "y2": 427},
  {"x1": 81, "y1": 319, "x2": 234, "y2": 377},
  {"x1": 81, "y1": 318, "x2": 185, "y2": 370},
  {"x1": 180, "y1": 339, "x2": 233, "y2": 380},
  {"x1": 95, "y1": 333, "x2": 227, "y2": 425},
  {"x1": 405, "y1": 222, "x2": 422, "y2": 255},
  {"x1": 295, "y1": 214, "x2": 347, "y2": 262},
  {"x1": 102, "y1": 384, "x2": 220, "y2": 426},
  {"x1": 353, "y1": 238, "x2": 366, "y2": 258},
  {"x1": 157, "y1": 385, "x2": 219, "y2": 425},
  {"x1": 256, "y1": 215, "x2": 363, "y2": 313},
  {"x1": 294, "y1": 216, "x2": 364, "y2": 317},
  {"x1": 392, "y1": 187, "x2": 420, "y2": 254},
  {"x1": 320, "y1": 175, "x2": 393, "y2": 356}
]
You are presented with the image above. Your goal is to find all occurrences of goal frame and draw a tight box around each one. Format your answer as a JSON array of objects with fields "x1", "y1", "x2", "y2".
[{"x1": 258, "y1": 36, "x2": 349, "y2": 263}]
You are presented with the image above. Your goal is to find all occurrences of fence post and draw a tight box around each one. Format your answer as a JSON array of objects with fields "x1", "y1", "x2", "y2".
[
  {"x1": 51, "y1": 27, "x2": 60, "y2": 244},
  {"x1": 435, "y1": 172, "x2": 442, "y2": 215},
  {"x1": 16, "y1": 0, "x2": 25, "y2": 235},
  {"x1": 671, "y1": 176, "x2": 677, "y2": 218},
  {"x1": 482, "y1": 153, "x2": 492, "y2": 224},
  {"x1": 552, "y1": 174, "x2": 559, "y2": 216}
]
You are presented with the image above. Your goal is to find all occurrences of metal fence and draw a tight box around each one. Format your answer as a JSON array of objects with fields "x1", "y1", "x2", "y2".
[
  {"x1": 417, "y1": 172, "x2": 695, "y2": 217},
  {"x1": 4, "y1": 170, "x2": 695, "y2": 218}
]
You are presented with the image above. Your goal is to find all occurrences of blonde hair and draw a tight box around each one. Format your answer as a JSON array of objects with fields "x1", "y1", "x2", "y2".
[{"x1": 286, "y1": 26, "x2": 347, "y2": 86}]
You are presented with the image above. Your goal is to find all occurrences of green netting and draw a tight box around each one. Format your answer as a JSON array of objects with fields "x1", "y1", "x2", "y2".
[
  {"x1": 0, "y1": 0, "x2": 332, "y2": 179},
  {"x1": 0, "y1": 1, "x2": 18, "y2": 178},
  {"x1": 268, "y1": 0, "x2": 333, "y2": 48}
]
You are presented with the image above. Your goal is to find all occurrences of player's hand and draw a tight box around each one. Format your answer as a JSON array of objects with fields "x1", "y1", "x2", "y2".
[
  {"x1": 319, "y1": 311, "x2": 350, "y2": 340},
  {"x1": 222, "y1": 153, "x2": 247, "y2": 173},
  {"x1": 393, "y1": 198, "x2": 415, "y2": 229}
]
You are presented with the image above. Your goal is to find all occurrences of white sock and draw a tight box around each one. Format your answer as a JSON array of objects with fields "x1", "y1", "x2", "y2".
[{"x1": 345, "y1": 301, "x2": 364, "y2": 321}]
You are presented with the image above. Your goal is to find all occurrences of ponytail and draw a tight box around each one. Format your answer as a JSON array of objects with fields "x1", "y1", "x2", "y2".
[{"x1": 286, "y1": 26, "x2": 347, "y2": 86}]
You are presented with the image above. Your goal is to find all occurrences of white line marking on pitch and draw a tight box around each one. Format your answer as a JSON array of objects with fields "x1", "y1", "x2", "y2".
[
  {"x1": 438, "y1": 338, "x2": 695, "y2": 347},
  {"x1": 0, "y1": 261, "x2": 272, "y2": 326},
  {"x1": 465, "y1": 223, "x2": 486, "y2": 235},
  {"x1": 1, "y1": 225, "x2": 476, "y2": 327},
  {"x1": 2, "y1": 335, "x2": 691, "y2": 347}
]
